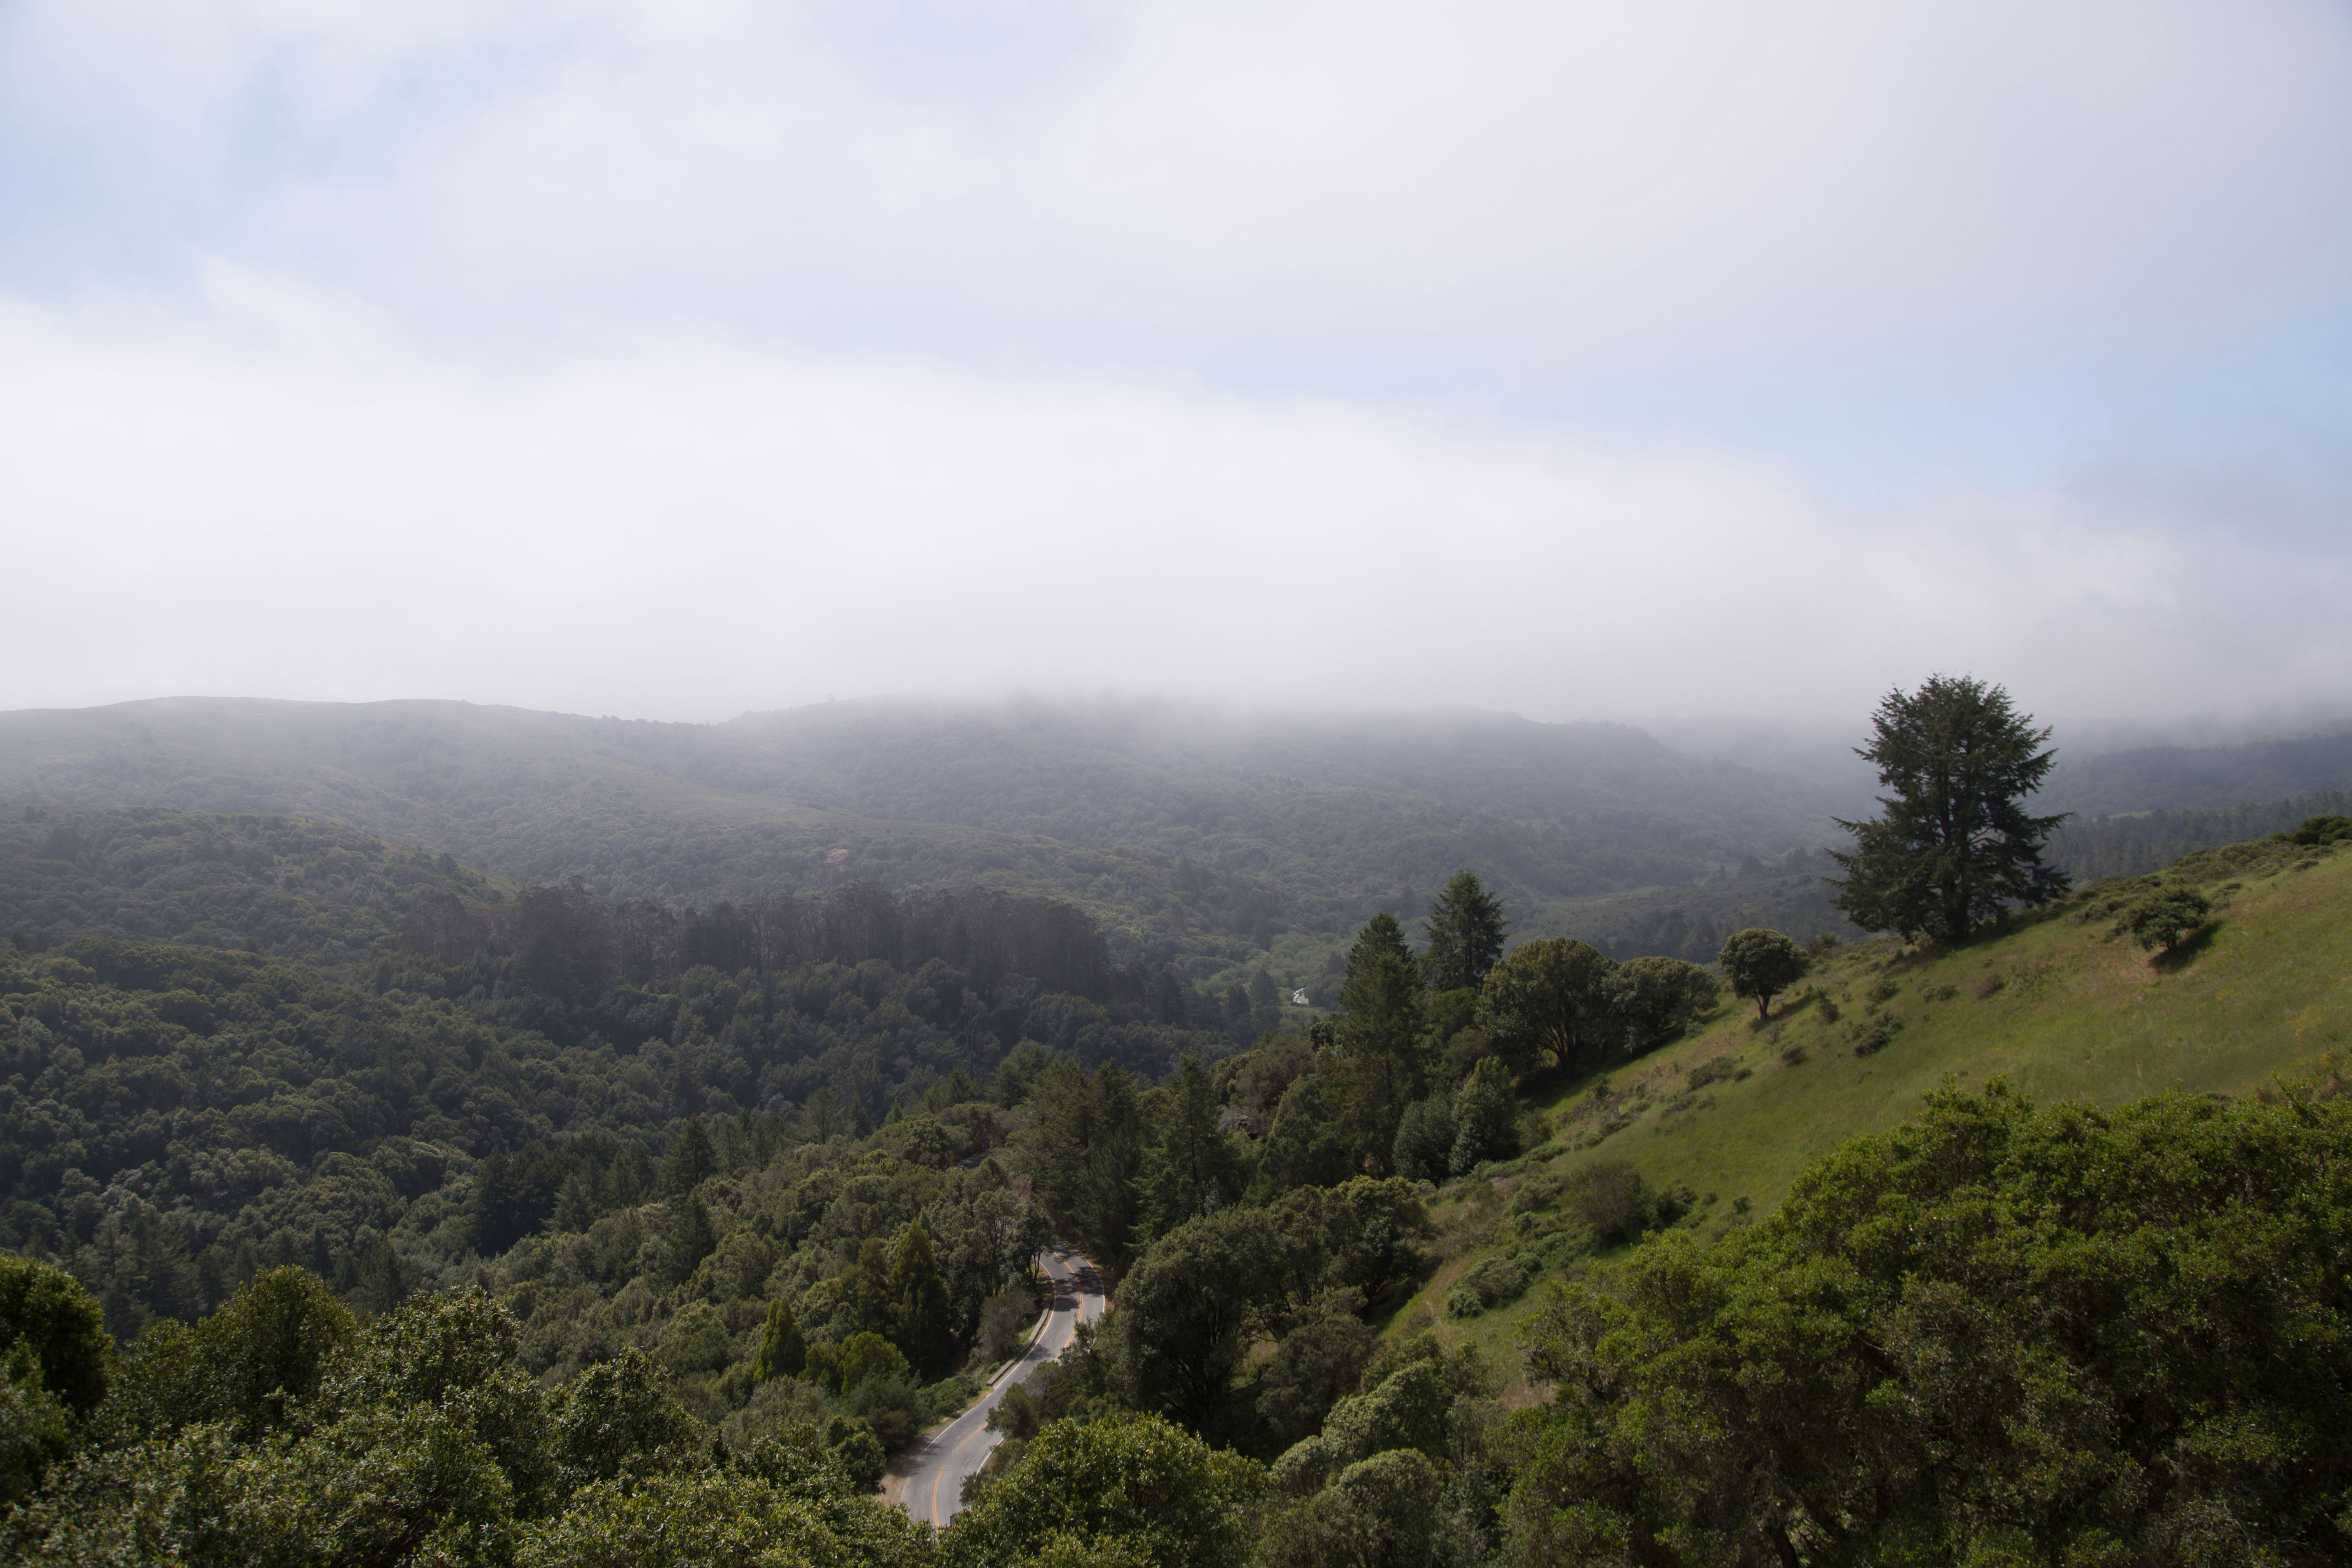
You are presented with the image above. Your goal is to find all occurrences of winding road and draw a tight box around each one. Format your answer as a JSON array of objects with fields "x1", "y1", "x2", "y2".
[{"x1": 891, "y1": 1249, "x2": 1107, "y2": 1528}]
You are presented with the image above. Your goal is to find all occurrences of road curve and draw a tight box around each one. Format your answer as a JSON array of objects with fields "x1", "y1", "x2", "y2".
[{"x1": 893, "y1": 1249, "x2": 1106, "y2": 1528}]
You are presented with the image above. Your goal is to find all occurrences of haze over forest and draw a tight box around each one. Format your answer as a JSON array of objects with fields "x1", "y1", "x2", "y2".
[{"x1": 6, "y1": 8, "x2": 2352, "y2": 1564}]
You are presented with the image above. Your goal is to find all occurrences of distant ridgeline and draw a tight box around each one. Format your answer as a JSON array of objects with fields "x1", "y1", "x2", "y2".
[
  {"x1": 0, "y1": 802, "x2": 504, "y2": 971},
  {"x1": 2043, "y1": 790, "x2": 2352, "y2": 882}
]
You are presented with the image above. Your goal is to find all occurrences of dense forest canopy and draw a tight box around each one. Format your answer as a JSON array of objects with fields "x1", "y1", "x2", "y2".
[
  {"x1": 7, "y1": 699, "x2": 2341, "y2": 987},
  {"x1": 0, "y1": 868, "x2": 1263, "y2": 1340},
  {"x1": 1, "y1": 774, "x2": 2347, "y2": 1564}
]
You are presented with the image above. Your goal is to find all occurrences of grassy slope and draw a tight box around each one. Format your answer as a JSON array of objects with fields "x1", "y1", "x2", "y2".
[{"x1": 1399, "y1": 835, "x2": 2352, "y2": 1378}]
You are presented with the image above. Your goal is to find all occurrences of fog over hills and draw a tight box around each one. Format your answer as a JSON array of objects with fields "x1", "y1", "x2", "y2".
[{"x1": 4, "y1": 693, "x2": 2347, "y2": 978}]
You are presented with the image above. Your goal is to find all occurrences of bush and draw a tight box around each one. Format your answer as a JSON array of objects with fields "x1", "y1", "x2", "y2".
[
  {"x1": 1554, "y1": 1161, "x2": 1655, "y2": 1248},
  {"x1": 1442, "y1": 1257, "x2": 1532, "y2": 1321},
  {"x1": 2289, "y1": 814, "x2": 2352, "y2": 847},
  {"x1": 1500, "y1": 1085, "x2": 2352, "y2": 1563},
  {"x1": 1685, "y1": 1056, "x2": 1738, "y2": 1091},
  {"x1": 1850, "y1": 1016, "x2": 1904, "y2": 1056},
  {"x1": 2123, "y1": 886, "x2": 2213, "y2": 954}
]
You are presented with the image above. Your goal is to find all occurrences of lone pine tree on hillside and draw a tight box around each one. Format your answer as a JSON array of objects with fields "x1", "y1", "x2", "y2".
[
  {"x1": 1421, "y1": 870, "x2": 1509, "y2": 992},
  {"x1": 1830, "y1": 675, "x2": 2071, "y2": 943}
]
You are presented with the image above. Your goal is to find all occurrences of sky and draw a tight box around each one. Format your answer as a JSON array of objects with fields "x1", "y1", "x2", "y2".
[{"x1": 2, "y1": 0, "x2": 2349, "y2": 728}]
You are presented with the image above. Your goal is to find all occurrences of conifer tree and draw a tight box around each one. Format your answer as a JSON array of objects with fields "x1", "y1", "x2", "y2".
[
  {"x1": 552, "y1": 1169, "x2": 597, "y2": 1234},
  {"x1": 1831, "y1": 675, "x2": 2071, "y2": 942},
  {"x1": 1448, "y1": 1056, "x2": 1519, "y2": 1175},
  {"x1": 657, "y1": 1194, "x2": 717, "y2": 1287},
  {"x1": 659, "y1": 1119, "x2": 717, "y2": 1198},
  {"x1": 1421, "y1": 870, "x2": 1509, "y2": 991},
  {"x1": 887, "y1": 1221, "x2": 954, "y2": 1378},
  {"x1": 753, "y1": 1298, "x2": 805, "y2": 1382},
  {"x1": 1140, "y1": 1054, "x2": 1241, "y2": 1237},
  {"x1": 1333, "y1": 913, "x2": 1431, "y2": 1170}
]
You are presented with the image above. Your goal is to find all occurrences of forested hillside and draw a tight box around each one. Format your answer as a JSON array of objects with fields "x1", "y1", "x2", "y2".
[
  {"x1": 2036, "y1": 721, "x2": 2352, "y2": 813},
  {"x1": 0, "y1": 698, "x2": 1851, "y2": 973},
  {"x1": 0, "y1": 873, "x2": 1258, "y2": 1341},
  {"x1": 0, "y1": 804, "x2": 506, "y2": 972},
  {"x1": 5, "y1": 821, "x2": 2347, "y2": 1564}
]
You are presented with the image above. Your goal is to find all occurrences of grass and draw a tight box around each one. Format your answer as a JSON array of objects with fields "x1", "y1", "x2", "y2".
[{"x1": 1390, "y1": 835, "x2": 2352, "y2": 1383}]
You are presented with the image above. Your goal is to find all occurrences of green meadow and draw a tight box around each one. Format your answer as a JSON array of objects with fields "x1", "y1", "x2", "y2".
[{"x1": 1401, "y1": 832, "x2": 2352, "y2": 1374}]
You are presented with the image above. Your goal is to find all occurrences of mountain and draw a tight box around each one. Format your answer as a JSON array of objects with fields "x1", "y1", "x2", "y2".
[
  {"x1": 0, "y1": 696, "x2": 1851, "y2": 975},
  {"x1": 2036, "y1": 722, "x2": 2352, "y2": 815},
  {"x1": 0, "y1": 802, "x2": 507, "y2": 972}
]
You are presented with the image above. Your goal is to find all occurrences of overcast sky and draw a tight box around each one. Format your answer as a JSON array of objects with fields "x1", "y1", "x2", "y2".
[{"x1": 3, "y1": 0, "x2": 2348, "y2": 726}]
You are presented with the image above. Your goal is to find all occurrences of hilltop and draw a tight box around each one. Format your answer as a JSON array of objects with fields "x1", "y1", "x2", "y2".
[
  {"x1": 0, "y1": 697, "x2": 1851, "y2": 977},
  {"x1": 1405, "y1": 826, "x2": 2352, "y2": 1371}
]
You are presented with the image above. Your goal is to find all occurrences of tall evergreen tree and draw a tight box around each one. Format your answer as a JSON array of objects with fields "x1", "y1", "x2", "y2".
[
  {"x1": 887, "y1": 1221, "x2": 954, "y2": 1378},
  {"x1": 753, "y1": 1298, "x2": 805, "y2": 1382},
  {"x1": 660, "y1": 1119, "x2": 718, "y2": 1198},
  {"x1": 1025, "y1": 1060, "x2": 1149, "y2": 1267},
  {"x1": 1140, "y1": 1054, "x2": 1242, "y2": 1238},
  {"x1": 1331, "y1": 913, "x2": 1431, "y2": 1172},
  {"x1": 1448, "y1": 1055, "x2": 1519, "y2": 1175},
  {"x1": 1421, "y1": 871, "x2": 1509, "y2": 991},
  {"x1": 656, "y1": 1194, "x2": 717, "y2": 1287},
  {"x1": 1831, "y1": 675, "x2": 2071, "y2": 943}
]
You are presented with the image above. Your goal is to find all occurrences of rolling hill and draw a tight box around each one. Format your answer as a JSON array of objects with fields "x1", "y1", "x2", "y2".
[
  {"x1": 1406, "y1": 825, "x2": 2352, "y2": 1376},
  {"x1": 0, "y1": 697, "x2": 1853, "y2": 977}
]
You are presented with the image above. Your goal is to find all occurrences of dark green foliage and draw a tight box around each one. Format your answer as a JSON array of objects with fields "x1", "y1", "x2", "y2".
[
  {"x1": 1390, "y1": 1091, "x2": 1454, "y2": 1183},
  {"x1": 1328, "y1": 915, "x2": 1430, "y2": 1170},
  {"x1": 1499, "y1": 1084, "x2": 2352, "y2": 1566},
  {"x1": 942, "y1": 1411, "x2": 1265, "y2": 1568},
  {"x1": 2290, "y1": 812, "x2": 2352, "y2": 846},
  {"x1": 202, "y1": 1266, "x2": 357, "y2": 1438},
  {"x1": 2123, "y1": 885, "x2": 2214, "y2": 953},
  {"x1": 660, "y1": 1119, "x2": 719, "y2": 1198},
  {"x1": 1477, "y1": 938, "x2": 1614, "y2": 1076},
  {"x1": 805, "y1": 1330, "x2": 912, "y2": 1396},
  {"x1": 655, "y1": 1194, "x2": 717, "y2": 1287},
  {"x1": 1600, "y1": 956, "x2": 1719, "y2": 1050},
  {"x1": 1421, "y1": 871, "x2": 1508, "y2": 993},
  {"x1": 1258, "y1": 1072, "x2": 1358, "y2": 1192},
  {"x1": 0, "y1": 897, "x2": 1148, "y2": 1329},
  {"x1": 1446, "y1": 1056, "x2": 1517, "y2": 1176},
  {"x1": 1139, "y1": 1055, "x2": 1245, "y2": 1240},
  {"x1": 0, "y1": 1255, "x2": 109, "y2": 1419},
  {"x1": 1019, "y1": 1060, "x2": 1147, "y2": 1268},
  {"x1": 0, "y1": 804, "x2": 503, "y2": 975},
  {"x1": 887, "y1": 1221, "x2": 954, "y2": 1378},
  {"x1": 546, "y1": 1349, "x2": 694, "y2": 1488},
  {"x1": 0, "y1": 1339, "x2": 71, "y2": 1510},
  {"x1": 513, "y1": 1466, "x2": 928, "y2": 1568},
  {"x1": 1252, "y1": 1309, "x2": 1376, "y2": 1455},
  {"x1": 1110, "y1": 1208, "x2": 1283, "y2": 1427},
  {"x1": 1255, "y1": 1446, "x2": 1445, "y2": 1568},
  {"x1": 1831, "y1": 675, "x2": 2071, "y2": 942},
  {"x1": 753, "y1": 1298, "x2": 805, "y2": 1382},
  {"x1": 1714, "y1": 926, "x2": 1809, "y2": 1020}
]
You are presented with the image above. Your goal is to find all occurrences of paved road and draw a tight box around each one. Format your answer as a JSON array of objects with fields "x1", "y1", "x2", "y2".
[{"x1": 893, "y1": 1249, "x2": 1106, "y2": 1528}]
